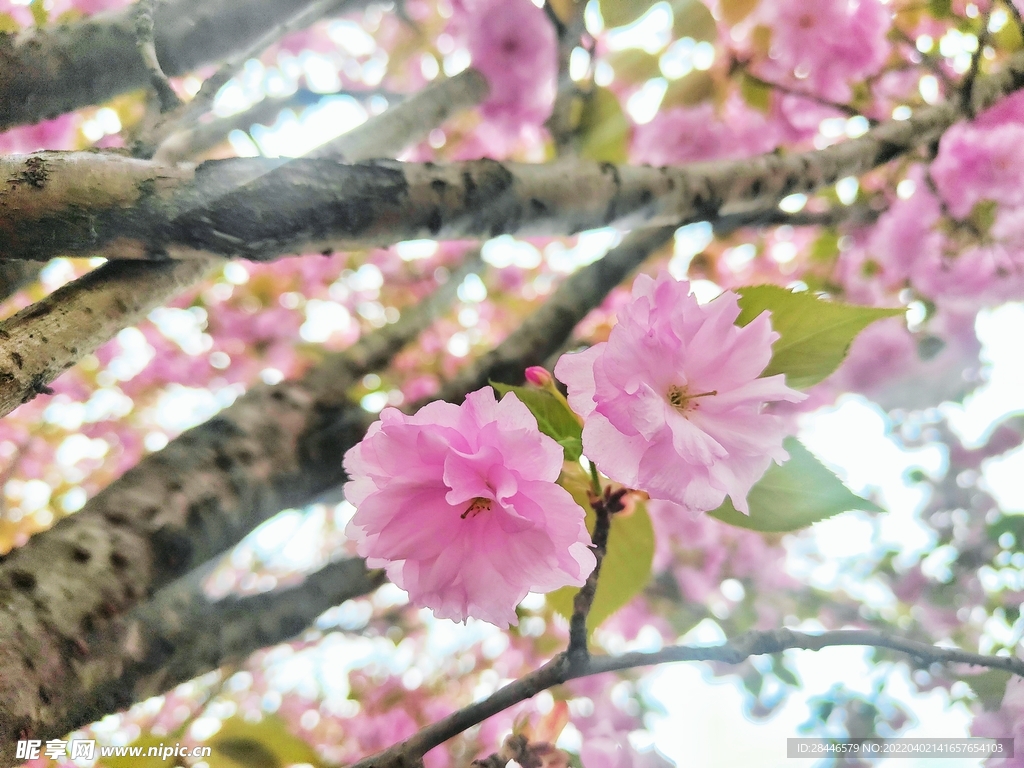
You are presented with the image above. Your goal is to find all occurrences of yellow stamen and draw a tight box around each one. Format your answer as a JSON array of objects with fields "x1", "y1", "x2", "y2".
[
  {"x1": 461, "y1": 497, "x2": 493, "y2": 519},
  {"x1": 667, "y1": 385, "x2": 717, "y2": 413}
]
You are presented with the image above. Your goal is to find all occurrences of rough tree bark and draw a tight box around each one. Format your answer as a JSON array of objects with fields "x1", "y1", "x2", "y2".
[
  {"x1": 0, "y1": 254, "x2": 481, "y2": 761},
  {"x1": 0, "y1": 0, "x2": 367, "y2": 131},
  {"x1": 0, "y1": 213, "x2": 683, "y2": 751}
]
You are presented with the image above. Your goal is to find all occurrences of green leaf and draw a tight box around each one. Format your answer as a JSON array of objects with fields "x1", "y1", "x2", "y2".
[
  {"x1": 660, "y1": 70, "x2": 715, "y2": 108},
  {"x1": 669, "y1": 0, "x2": 717, "y2": 41},
  {"x1": 0, "y1": 13, "x2": 20, "y2": 33},
  {"x1": 958, "y1": 669, "x2": 1012, "y2": 711},
  {"x1": 547, "y1": 481, "x2": 655, "y2": 633},
  {"x1": 740, "y1": 73, "x2": 772, "y2": 113},
  {"x1": 736, "y1": 285, "x2": 905, "y2": 389},
  {"x1": 28, "y1": 0, "x2": 46, "y2": 26},
  {"x1": 708, "y1": 438, "x2": 882, "y2": 532},
  {"x1": 600, "y1": 0, "x2": 657, "y2": 28},
  {"x1": 492, "y1": 382, "x2": 583, "y2": 462},
  {"x1": 206, "y1": 716, "x2": 324, "y2": 768},
  {"x1": 574, "y1": 88, "x2": 631, "y2": 164}
]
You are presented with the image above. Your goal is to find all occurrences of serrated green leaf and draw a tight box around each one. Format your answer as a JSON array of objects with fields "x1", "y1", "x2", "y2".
[
  {"x1": 958, "y1": 669, "x2": 1012, "y2": 711},
  {"x1": 492, "y1": 382, "x2": 583, "y2": 462},
  {"x1": 670, "y1": 0, "x2": 717, "y2": 41},
  {"x1": 547, "y1": 493, "x2": 654, "y2": 634},
  {"x1": 600, "y1": 0, "x2": 657, "y2": 28},
  {"x1": 574, "y1": 87, "x2": 631, "y2": 164},
  {"x1": 708, "y1": 438, "x2": 882, "y2": 532},
  {"x1": 206, "y1": 716, "x2": 324, "y2": 768},
  {"x1": 99, "y1": 735, "x2": 176, "y2": 768},
  {"x1": 736, "y1": 285, "x2": 905, "y2": 389}
]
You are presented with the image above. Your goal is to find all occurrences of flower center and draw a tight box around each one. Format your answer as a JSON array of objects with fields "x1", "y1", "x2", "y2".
[
  {"x1": 666, "y1": 384, "x2": 717, "y2": 414},
  {"x1": 461, "y1": 496, "x2": 493, "y2": 519}
]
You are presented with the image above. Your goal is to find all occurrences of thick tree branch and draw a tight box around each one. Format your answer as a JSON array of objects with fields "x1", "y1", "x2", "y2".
[
  {"x1": 0, "y1": 263, "x2": 42, "y2": 305},
  {"x1": 12, "y1": 47, "x2": 1024, "y2": 266},
  {"x1": 59, "y1": 558, "x2": 384, "y2": 738},
  {"x1": 0, "y1": 258, "x2": 216, "y2": 418},
  {"x1": 0, "y1": 216, "x2": 671, "y2": 757},
  {"x1": 354, "y1": 628, "x2": 1024, "y2": 768},
  {"x1": 146, "y1": 0, "x2": 346, "y2": 153},
  {"x1": 150, "y1": 88, "x2": 407, "y2": 165},
  {"x1": 0, "y1": 0, "x2": 366, "y2": 132},
  {"x1": 0, "y1": 255, "x2": 480, "y2": 761},
  {"x1": 308, "y1": 69, "x2": 489, "y2": 161},
  {"x1": 0, "y1": 68, "x2": 487, "y2": 420},
  {"x1": 432, "y1": 225, "x2": 676, "y2": 403}
]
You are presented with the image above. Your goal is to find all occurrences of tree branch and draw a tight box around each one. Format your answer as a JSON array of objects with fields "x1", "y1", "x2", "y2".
[
  {"x1": 307, "y1": 69, "x2": 489, "y2": 161},
  {"x1": 432, "y1": 225, "x2": 672, "y2": 404},
  {"x1": 58, "y1": 557, "x2": 384, "y2": 738},
  {"x1": 354, "y1": 628, "x2": 1024, "y2": 768},
  {"x1": 146, "y1": 0, "x2": 347, "y2": 153},
  {"x1": 150, "y1": 88, "x2": 408, "y2": 165},
  {"x1": 0, "y1": 215, "x2": 672, "y2": 757},
  {"x1": 134, "y1": 0, "x2": 183, "y2": 115},
  {"x1": 0, "y1": 0, "x2": 368, "y2": 132},
  {"x1": 0, "y1": 64, "x2": 489, "y2": 420},
  {"x1": 13, "y1": 46, "x2": 1024, "y2": 266},
  {"x1": 567, "y1": 486, "x2": 621, "y2": 663},
  {"x1": 0, "y1": 254, "x2": 481, "y2": 761}
]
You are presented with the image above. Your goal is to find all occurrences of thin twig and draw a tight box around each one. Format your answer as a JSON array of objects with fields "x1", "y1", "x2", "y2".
[
  {"x1": 134, "y1": 0, "x2": 183, "y2": 114},
  {"x1": 351, "y1": 628, "x2": 1024, "y2": 768},
  {"x1": 567, "y1": 486, "x2": 624, "y2": 662},
  {"x1": 741, "y1": 66, "x2": 873, "y2": 122},
  {"x1": 148, "y1": 0, "x2": 349, "y2": 153},
  {"x1": 962, "y1": 9, "x2": 992, "y2": 117}
]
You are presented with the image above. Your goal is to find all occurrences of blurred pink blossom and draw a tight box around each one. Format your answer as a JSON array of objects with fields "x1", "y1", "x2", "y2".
[
  {"x1": 760, "y1": 0, "x2": 891, "y2": 101},
  {"x1": 463, "y1": 0, "x2": 557, "y2": 133}
]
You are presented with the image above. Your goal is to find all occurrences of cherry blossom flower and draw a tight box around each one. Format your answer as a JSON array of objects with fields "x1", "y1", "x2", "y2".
[
  {"x1": 554, "y1": 273, "x2": 805, "y2": 514},
  {"x1": 463, "y1": 0, "x2": 557, "y2": 133},
  {"x1": 631, "y1": 98, "x2": 781, "y2": 166},
  {"x1": 759, "y1": 0, "x2": 890, "y2": 101},
  {"x1": 343, "y1": 388, "x2": 595, "y2": 627}
]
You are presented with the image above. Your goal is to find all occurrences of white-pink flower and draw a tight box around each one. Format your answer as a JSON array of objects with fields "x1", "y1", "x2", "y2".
[
  {"x1": 554, "y1": 273, "x2": 805, "y2": 514},
  {"x1": 343, "y1": 388, "x2": 595, "y2": 627}
]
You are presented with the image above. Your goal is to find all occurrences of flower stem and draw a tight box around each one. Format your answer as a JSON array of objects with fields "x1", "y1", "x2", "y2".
[
  {"x1": 567, "y1": 497, "x2": 610, "y2": 665},
  {"x1": 588, "y1": 459, "x2": 601, "y2": 497}
]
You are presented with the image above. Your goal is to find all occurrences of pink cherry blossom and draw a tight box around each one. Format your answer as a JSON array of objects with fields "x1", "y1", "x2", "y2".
[
  {"x1": 931, "y1": 121, "x2": 1024, "y2": 219},
  {"x1": 554, "y1": 273, "x2": 805, "y2": 514},
  {"x1": 631, "y1": 98, "x2": 780, "y2": 166},
  {"x1": 463, "y1": 0, "x2": 557, "y2": 133},
  {"x1": 343, "y1": 388, "x2": 595, "y2": 627},
  {"x1": 759, "y1": 0, "x2": 891, "y2": 101}
]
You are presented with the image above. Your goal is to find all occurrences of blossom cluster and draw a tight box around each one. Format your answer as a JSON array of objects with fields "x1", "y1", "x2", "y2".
[{"x1": 343, "y1": 273, "x2": 801, "y2": 625}]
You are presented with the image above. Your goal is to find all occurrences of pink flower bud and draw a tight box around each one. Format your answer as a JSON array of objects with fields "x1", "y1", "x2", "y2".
[{"x1": 524, "y1": 366, "x2": 553, "y2": 387}]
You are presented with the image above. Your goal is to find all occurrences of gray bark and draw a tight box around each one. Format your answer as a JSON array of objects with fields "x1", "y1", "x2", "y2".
[
  {"x1": 0, "y1": 0, "x2": 364, "y2": 131},
  {"x1": 0, "y1": 255, "x2": 480, "y2": 762}
]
